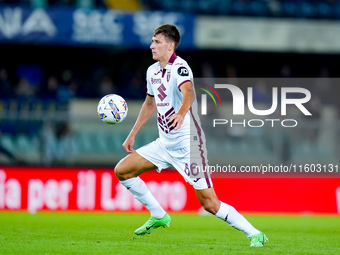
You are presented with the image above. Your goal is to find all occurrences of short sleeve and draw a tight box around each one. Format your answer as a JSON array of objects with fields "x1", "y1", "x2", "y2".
[
  {"x1": 175, "y1": 64, "x2": 193, "y2": 89},
  {"x1": 146, "y1": 67, "x2": 154, "y2": 96}
]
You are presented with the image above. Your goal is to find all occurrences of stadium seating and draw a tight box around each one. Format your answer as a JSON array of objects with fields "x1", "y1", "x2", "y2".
[
  {"x1": 140, "y1": 0, "x2": 340, "y2": 20},
  {"x1": 1, "y1": 0, "x2": 339, "y2": 19}
]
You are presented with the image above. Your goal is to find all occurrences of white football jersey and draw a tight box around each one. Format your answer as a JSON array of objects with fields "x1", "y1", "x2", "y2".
[{"x1": 146, "y1": 53, "x2": 205, "y2": 150}]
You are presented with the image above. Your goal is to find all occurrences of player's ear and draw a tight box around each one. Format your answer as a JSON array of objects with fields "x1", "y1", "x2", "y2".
[{"x1": 169, "y1": 41, "x2": 174, "y2": 51}]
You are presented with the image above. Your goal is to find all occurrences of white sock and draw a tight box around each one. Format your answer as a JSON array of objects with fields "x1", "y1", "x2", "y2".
[
  {"x1": 119, "y1": 177, "x2": 166, "y2": 219},
  {"x1": 215, "y1": 202, "x2": 260, "y2": 237}
]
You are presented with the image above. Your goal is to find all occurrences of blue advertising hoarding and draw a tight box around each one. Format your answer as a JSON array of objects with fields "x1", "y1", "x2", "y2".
[{"x1": 0, "y1": 6, "x2": 194, "y2": 48}]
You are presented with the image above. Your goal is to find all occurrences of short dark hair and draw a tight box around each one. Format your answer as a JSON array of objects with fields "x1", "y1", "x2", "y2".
[{"x1": 153, "y1": 24, "x2": 181, "y2": 50}]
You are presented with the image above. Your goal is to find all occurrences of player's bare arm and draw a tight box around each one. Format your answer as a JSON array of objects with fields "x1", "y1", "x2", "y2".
[
  {"x1": 122, "y1": 95, "x2": 156, "y2": 153},
  {"x1": 168, "y1": 81, "x2": 195, "y2": 130}
]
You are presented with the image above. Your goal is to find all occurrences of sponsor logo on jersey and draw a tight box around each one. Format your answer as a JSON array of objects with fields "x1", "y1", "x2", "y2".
[
  {"x1": 178, "y1": 67, "x2": 189, "y2": 76},
  {"x1": 154, "y1": 70, "x2": 162, "y2": 76},
  {"x1": 151, "y1": 78, "x2": 162, "y2": 84},
  {"x1": 157, "y1": 84, "x2": 167, "y2": 101},
  {"x1": 157, "y1": 103, "x2": 170, "y2": 107}
]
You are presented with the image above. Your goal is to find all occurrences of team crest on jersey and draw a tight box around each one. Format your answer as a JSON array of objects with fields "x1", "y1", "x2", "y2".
[{"x1": 167, "y1": 71, "x2": 171, "y2": 82}]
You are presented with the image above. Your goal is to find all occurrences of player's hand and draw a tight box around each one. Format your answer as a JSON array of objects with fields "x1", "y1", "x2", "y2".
[
  {"x1": 167, "y1": 113, "x2": 184, "y2": 130},
  {"x1": 122, "y1": 135, "x2": 135, "y2": 153}
]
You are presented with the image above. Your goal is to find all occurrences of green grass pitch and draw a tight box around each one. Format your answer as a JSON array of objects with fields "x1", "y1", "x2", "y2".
[{"x1": 0, "y1": 212, "x2": 339, "y2": 255}]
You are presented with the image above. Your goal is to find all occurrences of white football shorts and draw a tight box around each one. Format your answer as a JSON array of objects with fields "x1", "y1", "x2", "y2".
[{"x1": 136, "y1": 138, "x2": 213, "y2": 190}]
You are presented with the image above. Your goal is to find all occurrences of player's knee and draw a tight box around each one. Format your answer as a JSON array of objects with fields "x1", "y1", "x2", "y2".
[
  {"x1": 114, "y1": 157, "x2": 138, "y2": 180},
  {"x1": 114, "y1": 160, "x2": 129, "y2": 180}
]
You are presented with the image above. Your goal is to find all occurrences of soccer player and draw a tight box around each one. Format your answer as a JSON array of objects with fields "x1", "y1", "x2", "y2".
[{"x1": 114, "y1": 24, "x2": 268, "y2": 247}]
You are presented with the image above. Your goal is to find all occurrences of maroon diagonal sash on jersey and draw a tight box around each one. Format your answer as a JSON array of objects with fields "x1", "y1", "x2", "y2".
[{"x1": 157, "y1": 107, "x2": 176, "y2": 133}]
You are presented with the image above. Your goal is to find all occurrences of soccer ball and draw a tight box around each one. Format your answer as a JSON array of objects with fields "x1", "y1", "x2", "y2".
[{"x1": 97, "y1": 94, "x2": 128, "y2": 124}]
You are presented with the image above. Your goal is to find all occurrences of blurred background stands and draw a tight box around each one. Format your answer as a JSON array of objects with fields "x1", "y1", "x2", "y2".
[{"x1": 0, "y1": 0, "x2": 339, "y2": 167}]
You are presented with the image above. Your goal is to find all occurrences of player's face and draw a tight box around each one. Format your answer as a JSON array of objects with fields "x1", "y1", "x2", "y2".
[{"x1": 150, "y1": 34, "x2": 173, "y2": 62}]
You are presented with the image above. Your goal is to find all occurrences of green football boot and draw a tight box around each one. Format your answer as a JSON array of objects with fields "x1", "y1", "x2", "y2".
[
  {"x1": 249, "y1": 232, "x2": 268, "y2": 247},
  {"x1": 135, "y1": 213, "x2": 171, "y2": 235}
]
